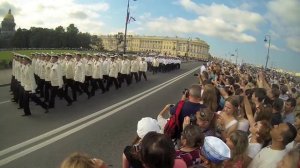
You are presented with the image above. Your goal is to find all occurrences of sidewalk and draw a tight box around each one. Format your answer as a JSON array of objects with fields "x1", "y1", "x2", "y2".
[{"x1": 0, "y1": 69, "x2": 11, "y2": 86}]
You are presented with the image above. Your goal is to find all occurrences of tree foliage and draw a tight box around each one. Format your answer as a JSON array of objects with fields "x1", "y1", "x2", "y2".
[{"x1": 1, "y1": 24, "x2": 103, "y2": 49}]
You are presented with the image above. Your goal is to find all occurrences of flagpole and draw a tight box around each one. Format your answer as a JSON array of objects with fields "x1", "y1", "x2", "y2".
[{"x1": 123, "y1": 0, "x2": 130, "y2": 54}]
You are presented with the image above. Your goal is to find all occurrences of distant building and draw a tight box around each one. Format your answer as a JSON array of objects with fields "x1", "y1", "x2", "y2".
[
  {"x1": 0, "y1": 9, "x2": 16, "y2": 36},
  {"x1": 100, "y1": 34, "x2": 210, "y2": 59}
]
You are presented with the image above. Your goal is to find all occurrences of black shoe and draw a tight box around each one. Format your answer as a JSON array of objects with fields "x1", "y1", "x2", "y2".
[{"x1": 22, "y1": 114, "x2": 31, "y2": 116}]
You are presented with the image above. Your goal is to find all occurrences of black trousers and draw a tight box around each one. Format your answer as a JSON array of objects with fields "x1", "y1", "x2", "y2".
[
  {"x1": 119, "y1": 74, "x2": 131, "y2": 87},
  {"x1": 106, "y1": 77, "x2": 119, "y2": 90},
  {"x1": 138, "y1": 71, "x2": 147, "y2": 81},
  {"x1": 74, "y1": 81, "x2": 90, "y2": 98},
  {"x1": 91, "y1": 78, "x2": 105, "y2": 95},
  {"x1": 18, "y1": 86, "x2": 25, "y2": 108},
  {"x1": 85, "y1": 76, "x2": 92, "y2": 89},
  {"x1": 131, "y1": 72, "x2": 139, "y2": 83},
  {"x1": 65, "y1": 78, "x2": 77, "y2": 101},
  {"x1": 38, "y1": 79, "x2": 45, "y2": 98},
  {"x1": 152, "y1": 67, "x2": 158, "y2": 74},
  {"x1": 49, "y1": 86, "x2": 72, "y2": 108},
  {"x1": 44, "y1": 81, "x2": 51, "y2": 102},
  {"x1": 23, "y1": 91, "x2": 48, "y2": 115}
]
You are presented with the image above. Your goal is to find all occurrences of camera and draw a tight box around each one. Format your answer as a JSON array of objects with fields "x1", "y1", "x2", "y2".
[
  {"x1": 193, "y1": 73, "x2": 199, "y2": 76},
  {"x1": 189, "y1": 114, "x2": 197, "y2": 125},
  {"x1": 183, "y1": 88, "x2": 189, "y2": 97}
]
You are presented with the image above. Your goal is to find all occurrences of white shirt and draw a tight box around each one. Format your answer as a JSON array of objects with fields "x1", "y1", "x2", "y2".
[
  {"x1": 102, "y1": 60, "x2": 109, "y2": 75},
  {"x1": 139, "y1": 61, "x2": 147, "y2": 72},
  {"x1": 200, "y1": 65, "x2": 206, "y2": 74},
  {"x1": 44, "y1": 62, "x2": 52, "y2": 82},
  {"x1": 65, "y1": 60, "x2": 75, "y2": 79},
  {"x1": 121, "y1": 59, "x2": 130, "y2": 75},
  {"x1": 248, "y1": 146, "x2": 287, "y2": 168},
  {"x1": 130, "y1": 60, "x2": 139, "y2": 73},
  {"x1": 22, "y1": 64, "x2": 37, "y2": 92},
  {"x1": 85, "y1": 59, "x2": 93, "y2": 76},
  {"x1": 50, "y1": 63, "x2": 63, "y2": 88},
  {"x1": 74, "y1": 61, "x2": 85, "y2": 83},
  {"x1": 108, "y1": 61, "x2": 118, "y2": 78},
  {"x1": 246, "y1": 136, "x2": 263, "y2": 159},
  {"x1": 92, "y1": 60, "x2": 103, "y2": 79},
  {"x1": 152, "y1": 58, "x2": 159, "y2": 67}
]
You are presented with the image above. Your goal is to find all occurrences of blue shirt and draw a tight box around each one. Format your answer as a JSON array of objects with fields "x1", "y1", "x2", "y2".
[
  {"x1": 170, "y1": 101, "x2": 205, "y2": 129},
  {"x1": 283, "y1": 112, "x2": 295, "y2": 124}
]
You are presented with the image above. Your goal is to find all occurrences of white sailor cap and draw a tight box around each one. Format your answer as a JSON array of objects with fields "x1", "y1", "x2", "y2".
[{"x1": 201, "y1": 136, "x2": 231, "y2": 163}]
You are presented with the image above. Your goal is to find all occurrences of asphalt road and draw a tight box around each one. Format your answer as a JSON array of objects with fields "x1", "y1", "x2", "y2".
[{"x1": 0, "y1": 62, "x2": 202, "y2": 168}]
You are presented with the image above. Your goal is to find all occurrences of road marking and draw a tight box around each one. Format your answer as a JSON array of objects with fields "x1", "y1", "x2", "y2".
[
  {"x1": 0, "y1": 67, "x2": 198, "y2": 163},
  {"x1": 0, "y1": 100, "x2": 9, "y2": 105}
]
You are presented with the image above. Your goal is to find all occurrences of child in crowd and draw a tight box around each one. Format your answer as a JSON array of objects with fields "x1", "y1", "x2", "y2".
[{"x1": 176, "y1": 125, "x2": 204, "y2": 167}]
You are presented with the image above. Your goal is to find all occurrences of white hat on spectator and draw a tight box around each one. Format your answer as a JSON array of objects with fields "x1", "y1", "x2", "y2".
[
  {"x1": 137, "y1": 117, "x2": 160, "y2": 139},
  {"x1": 201, "y1": 136, "x2": 231, "y2": 163}
]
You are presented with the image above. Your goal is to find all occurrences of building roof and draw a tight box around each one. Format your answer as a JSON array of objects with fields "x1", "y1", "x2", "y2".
[{"x1": 3, "y1": 9, "x2": 14, "y2": 22}]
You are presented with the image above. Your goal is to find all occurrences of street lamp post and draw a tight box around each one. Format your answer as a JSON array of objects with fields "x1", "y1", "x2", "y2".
[
  {"x1": 123, "y1": 0, "x2": 130, "y2": 54},
  {"x1": 264, "y1": 35, "x2": 271, "y2": 69}
]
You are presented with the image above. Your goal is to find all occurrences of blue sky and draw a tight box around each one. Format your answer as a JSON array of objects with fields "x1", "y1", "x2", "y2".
[{"x1": 1, "y1": 0, "x2": 300, "y2": 72}]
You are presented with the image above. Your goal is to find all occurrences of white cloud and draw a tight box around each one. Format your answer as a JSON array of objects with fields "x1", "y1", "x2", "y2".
[
  {"x1": 266, "y1": 0, "x2": 300, "y2": 53},
  {"x1": 139, "y1": 0, "x2": 263, "y2": 43},
  {"x1": 0, "y1": 0, "x2": 109, "y2": 34}
]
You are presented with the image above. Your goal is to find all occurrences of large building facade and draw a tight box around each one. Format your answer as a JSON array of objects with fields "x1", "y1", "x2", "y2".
[
  {"x1": 0, "y1": 9, "x2": 16, "y2": 35},
  {"x1": 100, "y1": 34, "x2": 210, "y2": 59}
]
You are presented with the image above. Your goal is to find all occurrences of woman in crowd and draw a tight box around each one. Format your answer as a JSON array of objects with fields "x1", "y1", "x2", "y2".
[
  {"x1": 60, "y1": 152, "x2": 107, "y2": 168},
  {"x1": 215, "y1": 96, "x2": 239, "y2": 140},
  {"x1": 223, "y1": 130, "x2": 249, "y2": 168},
  {"x1": 122, "y1": 117, "x2": 161, "y2": 168},
  {"x1": 202, "y1": 84, "x2": 218, "y2": 112},
  {"x1": 176, "y1": 125, "x2": 204, "y2": 167}
]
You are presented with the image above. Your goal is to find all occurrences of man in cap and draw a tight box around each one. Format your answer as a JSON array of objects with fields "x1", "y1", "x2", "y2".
[
  {"x1": 102, "y1": 55, "x2": 109, "y2": 83},
  {"x1": 74, "y1": 53, "x2": 91, "y2": 99},
  {"x1": 91, "y1": 54, "x2": 106, "y2": 96},
  {"x1": 119, "y1": 55, "x2": 131, "y2": 87},
  {"x1": 43, "y1": 54, "x2": 52, "y2": 102},
  {"x1": 152, "y1": 56, "x2": 159, "y2": 74},
  {"x1": 106, "y1": 56, "x2": 119, "y2": 91},
  {"x1": 138, "y1": 57, "x2": 148, "y2": 81},
  {"x1": 84, "y1": 53, "x2": 93, "y2": 91},
  {"x1": 49, "y1": 55, "x2": 72, "y2": 108},
  {"x1": 130, "y1": 56, "x2": 139, "y2": 83},
  {"x1": 64, "y1": 53, "x2": 77, "y2": 101},
  {"x1": 20, "y1": 55, "x2": 48, "y2": 116}
]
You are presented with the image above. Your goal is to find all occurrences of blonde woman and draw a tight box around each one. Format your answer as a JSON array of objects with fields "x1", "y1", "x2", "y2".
[
  {"x1": 215, "y1": 97, "x2": 239, "y2": 140},
  {"x1": 60, "y1": 152, "x2": 107, "y2": 168}
]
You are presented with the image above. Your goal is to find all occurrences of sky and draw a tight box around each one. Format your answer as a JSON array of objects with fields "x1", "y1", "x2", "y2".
[{"x1": 1, "y1": 0, "x2": 300, "y2": 72}]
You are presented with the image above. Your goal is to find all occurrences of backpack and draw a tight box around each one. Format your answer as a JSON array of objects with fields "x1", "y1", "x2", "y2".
[{"x1": 164, "y1": 100, "x2": 185, "y2": 139}]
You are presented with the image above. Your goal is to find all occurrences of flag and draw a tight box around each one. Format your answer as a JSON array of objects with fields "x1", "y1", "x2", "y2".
[{"x1": 128, "y1": 17, "x2": 136, "y2": 24}]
